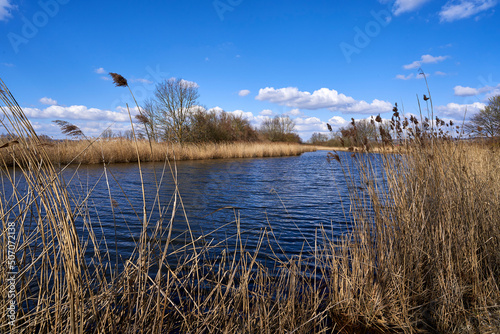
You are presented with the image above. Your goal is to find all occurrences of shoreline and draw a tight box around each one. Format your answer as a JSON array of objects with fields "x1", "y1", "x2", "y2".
[
  {"x1": 313, "y1": 145, "x2": 400, "y2": 153},
  {"x1": 1, "y1": 140, "x2": 316, "y2": 166}
]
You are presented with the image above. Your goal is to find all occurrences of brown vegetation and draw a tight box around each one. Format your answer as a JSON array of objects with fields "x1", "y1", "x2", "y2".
[
  {"x1": 326, "y1": 141, "x2": 500, "y2": 332},
  {"x1": 1, "y1": 76, "x2": 499, "y2": 333},
  {"x1": 0, "y1": 139, "x2": 314, "y2": 166}
]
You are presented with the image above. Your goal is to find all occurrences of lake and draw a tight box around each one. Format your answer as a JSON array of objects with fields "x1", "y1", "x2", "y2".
[{"x1": 4, "y1": 150, "x2": 384, "y2": 270}]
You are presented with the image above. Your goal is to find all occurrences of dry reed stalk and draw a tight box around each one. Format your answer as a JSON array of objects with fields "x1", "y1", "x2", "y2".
[
  {"x1": 2, "y1": 74, "x2": 498, "y2": 333},
  {"x1": 327, "y1": 140, "x2": 500, "y2": 332},
  {"x1": 0, "y1": 77, "x2": 330, "y2": 334}
]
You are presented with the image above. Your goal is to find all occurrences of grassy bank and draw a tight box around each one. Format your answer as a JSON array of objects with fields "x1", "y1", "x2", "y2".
[
  {"x1": 1, "y1": 78, "x2": 499, "y2": 333},
  {"x1": 0, "y1": 139, "x2": 315, "y2": 166},
  {"x1": 314, "y1": 145, "x2": 401, "y2": 153}
]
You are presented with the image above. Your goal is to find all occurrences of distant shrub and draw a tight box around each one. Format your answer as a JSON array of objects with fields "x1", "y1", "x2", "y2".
[
  {"x1": 188, "y1": 109, "x2": 258, "y2": 143},
  {"x1": 308, "y1": 132, "x2": 343, "y2": 146},
  {"x1": 259, "y1": 115, "x2": 301, "y2": 143}
]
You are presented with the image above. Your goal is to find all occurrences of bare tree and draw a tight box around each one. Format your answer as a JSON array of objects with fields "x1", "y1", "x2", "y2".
[
  {"x1": 135, "y1": 98, "x2": 160, "y2": 142},
  {"x1": 355, "y1": 119, "x2": 378, "y2": 142},
  {"x1": 309, "y1": 132, "x2": 329, "y2": 144},
  {"x1": 154, "y1": 78, "x2": 199, "y2": 143},
  {"x1": 339, "y1": 119, "x2": 377, "y2": 146},
  {"x1": 122, "y1": 129, "x2": 134, "y2": 141},
  {"x1": 260, "y1": 115, "x2": 298, "y2": 142},
  {"x1": 465, "y1": 95, "x2": 500, "y2": 138},
  {"x1": 101, "y1": 128, "x2": 114, "y2": 140}
]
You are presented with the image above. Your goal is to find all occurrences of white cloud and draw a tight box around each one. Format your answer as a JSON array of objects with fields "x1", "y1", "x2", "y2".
[
  {"x1": 440, "y1": 0, "x2": 497, "y2": 22},
  {"x1": 39, "y1": 97, "x2": 58, "y2": 105},
  {"x1": 391, "y1": 0, "x2": 432, "y2": 15},
  {"x1": 296, "y1": 117, "x2": 322, "y2": 125},
  {"x1": 227, "y1": 109, "x2": 254, "y2": 120},
  {"x1": 256, "y1": 87, "x2": 353, "y2": 109},
  {"x1": 260, "y1": 109, "x2": 273, "y2": 116},
  {"x1": 95, "y1": 67, "x2": 106, "y2": 74},
  {"x1": 480, "y1": 85, "x2": 498, "y2": 93},
  {"x1": 78, "y1": 122, "x2": 131, "y2": 137},
  {"x1": 114, "y1": 106, "x2": 141, "y2": 114},
  {"x1": 436, "y1": 102, "x2": 485, "y2": 118},
  {"x1": 294, "y1": 117, "x2": 328, "y2": 132},
  {"x1": 485, "y1": 89, "x2": 500, "y2": 101},
  {"x1": 254, "y1": 115, "x2": 272, "y2": 124},
  {"x1": 287, "y1": 109, "x2": 302, "y2": 116},
  {"x1": 403, "y1": 54, "x2": 449, "y2": 69},
  {"x1": 205, "y1": 106, "x2": 260, "y2": 124},
  {"x1": 485, "y1": 87, "x2": 500, "y2": 99},
  {"x1": 238, "y1": 89, "x2": 251, "y2": 97},
  {"x1": 23, "y1": 105, "x2": 132, "y2": 122},
  {"x1": 397, "y1": 73, "x2": 429, "y2": 80},
  {"x1": 208, "y1": 106, "x2": 224, "y2": 114},
  {"x1": 453, "y1": 83, "x2": 499, "y2": 96},
  {"x1": 179, "y1": 79, "x2": 199, "y2": 88},
  {"x1": 185, "y1": 105, "x2": 206, "y2": 114},
  {"x1": 434, "y1": 71, "x2": 448, "y2": 76},
  {"x1": 293, "y1": 116, "x2": 350, "y2": 139},
  {"x1": 396, "y1": 73, "x2": 414, "y2": 80},
  {"x1": 131, "y1": 78, "x2": 153, "y2": 84},
  {"x1": 255, "y1": 86, "x2": 392, "y2": 114},
  {"x1": 454, "y1": 85, "x2": 479, "y2": 96},
  {"x1": 0, "y1": 0, "x2": 14, "y2": 22},
  {"x1": 337, "y1": 99, "x2": 393, "y2": 114},
  {"x1": 328, "y1": 116, "x2": 349, "y2": 127}
]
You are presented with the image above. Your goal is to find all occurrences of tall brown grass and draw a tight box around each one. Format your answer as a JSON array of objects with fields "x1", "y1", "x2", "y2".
[
  {"x1": 1, "y1": 75, "x2": 499, "y2": 333},
  {"x1": 325, "y1": 141, "x2": 500, "y2": 332},
  {"x1": 0, "y1": 139, "x2": 315, "y2": 166}
]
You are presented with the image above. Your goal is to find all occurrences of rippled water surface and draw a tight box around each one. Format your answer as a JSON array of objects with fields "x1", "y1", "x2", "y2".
[{"x1": 5, "y1": 150, "x2": 385, "y2": 266}]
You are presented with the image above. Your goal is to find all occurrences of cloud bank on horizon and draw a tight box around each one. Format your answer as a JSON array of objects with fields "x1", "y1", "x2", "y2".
[{"x1": 255, "y1": 87, "x2": 393, "y2": 114}]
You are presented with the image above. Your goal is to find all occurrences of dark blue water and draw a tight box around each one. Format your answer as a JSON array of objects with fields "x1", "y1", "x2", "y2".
[
  {"x1": 65, "y1": 151, "x2": 384, "y2": 263},
  {"x1": 2, "y1": 150, "x2": 385, "y2": 270}
]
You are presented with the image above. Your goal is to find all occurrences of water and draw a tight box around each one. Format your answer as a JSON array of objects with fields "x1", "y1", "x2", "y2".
[{"x1": 3, "y1": 150, "x2": 385, "y2": 269}]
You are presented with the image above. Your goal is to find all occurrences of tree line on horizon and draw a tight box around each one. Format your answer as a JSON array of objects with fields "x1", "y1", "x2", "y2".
[
  {"x1": 131, "y1": 78, "x2": 301, "y2": 144},
  {"x1": 4, "y1": 77, "x2": 300, "y2": 144},
  {"x1": 308, "y1": 95, "x2": 500, "y2": 147}
]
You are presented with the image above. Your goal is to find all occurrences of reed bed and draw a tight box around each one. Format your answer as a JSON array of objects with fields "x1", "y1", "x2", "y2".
[
  {"x1": 326, "y1": 141, "x2": 500, "y2": 332},
  {"x1": 315, "y1": 145, "x2": 401, "y2": 153},
  {"x1": 1, "y1": 75, "x2": 499, "y2": 333},
  {"x1": 0, "y1": 139, "x2": 315, "y2": 166}
]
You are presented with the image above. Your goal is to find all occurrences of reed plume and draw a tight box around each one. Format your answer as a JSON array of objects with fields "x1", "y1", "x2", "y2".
[
  {"x1": 53, "y1": 119, "x2": 85, "y2": 138},
  {"x1": 109, "y1": 72, "x2": 128, "y2": 87},
  {"x1": 135, "y1": 113, "x2": 150, "y2": 124}
]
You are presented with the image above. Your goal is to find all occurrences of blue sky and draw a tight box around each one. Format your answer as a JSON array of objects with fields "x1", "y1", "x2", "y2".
[{"x1": 1, "y1": 0, "x2": 499, "y2": 140}]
